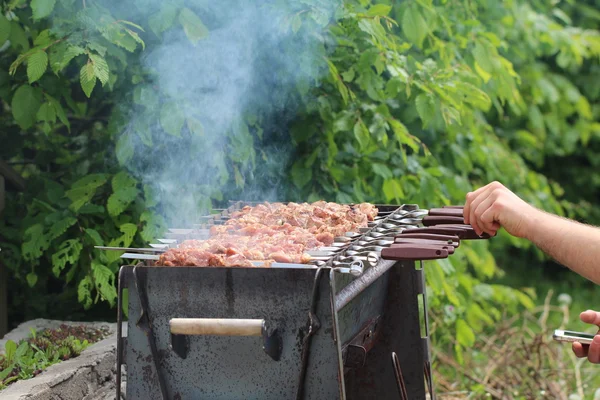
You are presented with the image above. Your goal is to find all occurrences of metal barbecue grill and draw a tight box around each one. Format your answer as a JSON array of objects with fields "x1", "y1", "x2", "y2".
[{"x1": 107, "y1": 202, "x2": 491, "y2": 400}]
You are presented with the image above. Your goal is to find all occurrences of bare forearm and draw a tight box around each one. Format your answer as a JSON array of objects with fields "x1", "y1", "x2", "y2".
[{"x1": 525, "y1": 210, "x2": 600, "y2": 284}]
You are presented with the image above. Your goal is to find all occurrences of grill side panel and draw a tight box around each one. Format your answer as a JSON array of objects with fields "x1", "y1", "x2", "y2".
[{"x1": 344, "y1": 261, "x2": 427, "y2": 399}]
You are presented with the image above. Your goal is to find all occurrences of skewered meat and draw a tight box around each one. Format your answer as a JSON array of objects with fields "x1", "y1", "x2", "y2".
[{"x1": 158, "y1": 201, "x2": 378, "y2": 267}]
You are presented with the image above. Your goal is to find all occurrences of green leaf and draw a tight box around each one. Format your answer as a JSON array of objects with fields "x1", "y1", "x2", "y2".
[
  {"x1": 389, "y1": 119, "x2": 419, "y2": 152},
  {"x1": 0, "y1": 13, "x2": 11, "y2": 45},
  {"x1": 427, "y1": 261, "x2": 445, "y2": 294},
  {"x1": 0, "y1": 365, "x2": 14, "y2": 381},
  {"x1": 22, "y1": 224, "x2": 51, "y2": 261},
  {"x1": 31, "y1": 0, "x2": 56, "y2": 20},
  {"x1": 15, "y1": 341, "x2": 28, "y2": 358},
  {"x1": 143, "y1": 184, "x2": 158, "y2": 208},
  {"x1": 107, "y1": 171, "x2": 139, "y2": 217},
  {"x1": 473, "y1": 41, "x2": 494, "y2": 73},
  {"x1": 33, "y1": 29, "x2": 53, "y2": 47},
  {"x1": 124, "y1": 28, "x2": 145, "y2": 50},
  {"x1": 47, "y1": 216, "x2": 77, "y2": 241},
  {"x1": 466, "y1": 302, "x2": 494, "y2": 331},
  {"x1": 65, "y1": 174, "x2": 109, "y2": 212},
  {"x1": 92, "y1": 261, "x2": 117, "y2": 306},
  {"x1": 133, "y1": 85, "x2": 158, "y2": 109},
  {"x1": 36, "y1": 102, "x2": 56, "y2": 126},
  {"x1": 106, "y1": 223, "x2": 138, "y2": 264},
  {"x1": 9, "y1": 22, "x2": 29, "y2": 51},
  {"x1": 85, "y1": 228, "x2": 103, "y2": 246},
  {"x1": 47, "y1": 96, "x2": 70, "y2": 132},
  {"x1": 26, "y1": 272, "x2": 38, "y2": 288},
  {"x1": 54, "y1": 45, "x2": 85, "y2": 73},
  {"x1": 291, "y1": 14, "x2": 302, "y2": 33},
  {"x1": 455, "y1": 82, "x2": 491, "y2": 111},
  {"x1": 160, "y1": 102, "x2": 185, "y2": 136},
  {"x1": 115, "y1": 133, "x2": 134, "y2": 166},
  {"x1": 443, "y1": 280, "x2": 461, "y2": 306},
  {"x1": 353, "y1": 119, "x2": 370, "y2": 150},
  {"x1": 90, "y1": 54, "x2": 109, "y2": 86},
  {"x1": 51, "y1": 239, "x2": 83, "y2": 277},
  {"x1": 80, "y1": 61, "x2": 97, "y2": 98},
  {"x1": 12, "y1": 85, "x2": 42, "y2": 130},
  {"x1": 326, "y1": 59, "x2": 350, "y2": 105},
  {"x1": 382, "y1": 179, "x2": 404, "y2": 202},
  {"x1": 367, "y1": 4, "x2": 392, "y2": 17},
  {"x1": 402, "y1": 6, "x2": 428, "y2": 48},
  {"x1": 179, "y1": 8, "x2": 209, "y2": 44},
  {"x1": 291, "y1": 159, "x2": 312, "y2": 189},
  {"x1": 515, "y1": 290, "x2": 535, "y2": 309},
  {"x1": 450, "y1": 144, "x2": 472, "y2": 176},
  {"x1": 456, "y1": 319, "x2": 475, "y2": 347},
  {"x1": 149, "y1": 4, "x2": 178, "y2": 37},
  {"x1": 4, "y1": 340, "x2": 16, "y2": 363},
  {"x1": 140, "y1": 211, "x2": 166, "y2": 242},
  {"x1": 186, "y1": 118, "x2": 205, "y2": 137},
  {"x1": 87, "y1": 41, "x2": 107, "y2": 57},
  {"x1": 415, "y1": 94, "x2": 436, "y2": 127},
  {"x1": 372, "y1": 163, "x2": 393, "y2": 179},
  {"x1": 78, "y1": 276, "x2": 93, "y2": 309},
  {"x1": 358, "y1": 19, "x2": 387, "y2": 42}
]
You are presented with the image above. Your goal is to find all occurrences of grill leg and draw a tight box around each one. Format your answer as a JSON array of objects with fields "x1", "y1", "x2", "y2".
[{"x1": 345, "y1": 261, "x2": 429, "y2": 399}]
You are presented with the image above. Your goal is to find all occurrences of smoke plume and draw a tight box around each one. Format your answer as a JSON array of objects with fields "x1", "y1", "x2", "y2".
[{"x1": 116, "y1": 0, "x2": 338, "y2": 227}]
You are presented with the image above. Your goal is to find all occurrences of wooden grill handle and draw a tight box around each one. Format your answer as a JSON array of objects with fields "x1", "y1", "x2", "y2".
[{"x1": 170, "y1": 318, "x2": 264, "y2": 336}]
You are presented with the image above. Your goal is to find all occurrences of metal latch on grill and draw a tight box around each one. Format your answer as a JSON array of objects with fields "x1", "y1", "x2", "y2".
[{"x1": 333, "y1": 260, "x2": 364, "y2": 276}]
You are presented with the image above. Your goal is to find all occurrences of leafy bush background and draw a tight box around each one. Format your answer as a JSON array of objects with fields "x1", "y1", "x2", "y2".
[{"x1": 1, "y1": 0, "x2": 599, "y2": 386}]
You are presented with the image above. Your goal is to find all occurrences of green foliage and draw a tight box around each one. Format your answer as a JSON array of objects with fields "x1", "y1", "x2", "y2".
[
  {"x1": 178, "y1": 7, "x2": 209, "y2": 44},
  {"x1": 11, "y1": 85, "x2": 41, "y2": 129},
  {"x1": 26, "y1": 51, "x2": 47, "y2": 83},
  {"x1": 31, "y1": 0, "x2": 55, "y2": 20},
  {"x1": 1, "y1": 1, "x2": 600, "y2": 386},
  {"x1": 0, "y1": 324, "x2": 109, "y2": 390}
]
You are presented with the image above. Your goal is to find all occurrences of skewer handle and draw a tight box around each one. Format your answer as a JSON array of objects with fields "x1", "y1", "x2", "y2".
[
  {"x1": 422, "y1": 216, "x2": 465, "y2": 226},
  {"x1": 381, "y1": 245, "x2": 448, "y2": 261},
  {"x1": 427, "y1": 208, "x2": 464, "y2": 217}
]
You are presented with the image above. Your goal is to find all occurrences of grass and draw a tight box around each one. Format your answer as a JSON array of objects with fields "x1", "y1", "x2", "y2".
[
  {"x1": 0, "y1": 324, "x2": 110, "y2": 390},
  {"x1": 434, "y1": 261, "x2": 600, "y2": 399}
]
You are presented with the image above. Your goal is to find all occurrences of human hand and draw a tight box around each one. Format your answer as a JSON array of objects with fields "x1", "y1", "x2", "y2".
[
  {"x1": 463, "y1": 181, "x2": 539, "y2": 238},
  {"x1": 572, "y1": 310, "x2": 600, "y2": 363}
]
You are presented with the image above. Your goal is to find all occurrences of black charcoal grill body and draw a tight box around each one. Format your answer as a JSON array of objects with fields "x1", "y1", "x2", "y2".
[{"x1": 116, "y1": 204, "x2": 436, "y2": 399}]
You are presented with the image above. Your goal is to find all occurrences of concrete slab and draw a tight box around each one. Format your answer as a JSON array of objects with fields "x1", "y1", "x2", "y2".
[{"x1": 0, "y1": 319, "x2": 125, "y2": 400}]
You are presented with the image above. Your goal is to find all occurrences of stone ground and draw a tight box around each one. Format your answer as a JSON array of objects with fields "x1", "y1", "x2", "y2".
[{"x1": 0, "y1": 319, "x2": 125, "y2": 400}]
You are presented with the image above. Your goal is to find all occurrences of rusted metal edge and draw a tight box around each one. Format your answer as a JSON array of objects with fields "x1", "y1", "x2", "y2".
[
  {"x1": 328, "y1": 269, "x2": 347, "y2": 400},
  {"x1": 334, "y1": 259, "x2": 396, "y2": 312},
  {"x1": 295, "y1": 268, "x2": 324, "y2": 400}
]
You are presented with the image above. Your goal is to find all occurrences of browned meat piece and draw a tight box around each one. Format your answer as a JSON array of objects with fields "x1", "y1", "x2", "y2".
[{"x1": 315, "y1": 232, "x2": 334, "y2": 246}]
